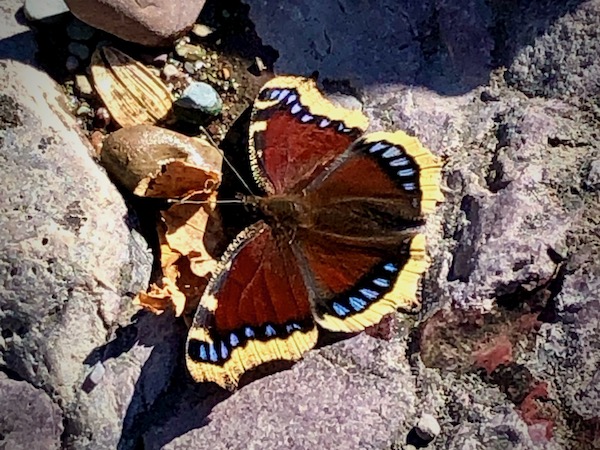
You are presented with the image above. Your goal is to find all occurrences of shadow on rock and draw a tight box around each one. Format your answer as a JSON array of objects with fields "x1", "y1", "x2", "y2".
[
  {"x1": 233, "y1": 0, "x2": 586, "y2": 95},
  {"x1": 82, "y1": 310, "x2": 229, "y2": 450}
]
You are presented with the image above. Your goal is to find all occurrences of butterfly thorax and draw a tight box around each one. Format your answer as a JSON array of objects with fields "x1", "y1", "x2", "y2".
[{"x1": 248, "y1": 194, "x2": 310, "y2": 241}]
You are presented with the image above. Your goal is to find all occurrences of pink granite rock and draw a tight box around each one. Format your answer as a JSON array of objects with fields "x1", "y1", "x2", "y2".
[{"x1": 65, "y1": 0, "x2": 206, "y2": 46}]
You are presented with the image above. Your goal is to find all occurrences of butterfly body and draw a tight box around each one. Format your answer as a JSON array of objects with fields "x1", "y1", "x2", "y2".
[{"x1": 186, "y1": 76, "x2": 443, "y2": 389}]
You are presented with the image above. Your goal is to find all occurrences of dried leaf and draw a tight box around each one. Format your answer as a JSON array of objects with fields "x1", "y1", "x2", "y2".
[
  {"x1": 161, "y1": 196, "x2": 222, "y2": 257},
  {"x1": 135, "y1": 189, "x2": 225, "y2": 317},
  {"x1": 91, "y1": 46, "x2": 173, "y2": 128},
  {"x1": 135, "y1": 160, "x2": 220, "y2": 198}
]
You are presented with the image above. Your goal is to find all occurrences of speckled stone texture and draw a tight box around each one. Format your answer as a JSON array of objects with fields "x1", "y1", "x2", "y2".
[
  {"x1": 0, "y1": 374, "x2": 63, "y2": 450},
  {"x1": 2, "y1": 0, "x2": 600, "y2": 449},
  {"x1": 0, "y1": 1, "x2": 163, "y2": 448},
  {"x1": 65, "y1": 0, "x2": 206, "y2": 46}
]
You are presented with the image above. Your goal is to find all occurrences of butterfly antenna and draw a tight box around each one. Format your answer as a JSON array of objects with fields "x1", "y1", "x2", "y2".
[
  {"x1": 167, "y1": 198, "x2": 244, "y2": 205},
  {"x1": 198, "y1": 126, "x2": 256, "y2": 196}
]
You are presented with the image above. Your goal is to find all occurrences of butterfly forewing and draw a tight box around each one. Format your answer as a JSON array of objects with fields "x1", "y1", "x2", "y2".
[
  {"x1": 186, "y1": 222, "x2": 318, "y2": 389},
  {"x1": 249, "y1": 76, "x2": 368, "y2": 194}
]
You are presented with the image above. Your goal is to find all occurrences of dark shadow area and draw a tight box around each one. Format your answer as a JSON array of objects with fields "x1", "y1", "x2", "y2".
[
  {"x1": 5, "y1": 0, "x2": 587, "y2": 99},
  {"x1": 204, "y1": 0, "x2": 587, "y2": 95}
]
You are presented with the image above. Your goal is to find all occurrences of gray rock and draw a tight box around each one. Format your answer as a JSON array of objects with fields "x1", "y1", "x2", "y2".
[
  {"x1": 74, "y1": 73, "x2": 94, "y2": 97},
  {"x1": 146, "y1": 334, "x2": 418, "y2": 450},
  {"x1": 65, "y1": 55, "x2": 79, "y2": 72},
  {"x1": 0, "y1": 375, "x2": 63, "y2": 450},
  {"x1": 3, "y1": 0, "x2": 600, "y2": 449},
  {"x1": 66, "y1": 17, "x2": 97, "y2": 41},
  {"x1": 24, "y1": 0, "x2": 69, "y2": 23},
  {"x1": 0, "y1": 2, "x2": 163, "y2": 449},
  {"x1": 175, "y1": 81, "x2": 223, "y2": 118},
  {"x1": 245, "y1": 0, "x2": 493, "y2": 94},
  {"x1": 506, "y1": 1, "x2": 600, "y2": 105},
  {"x1": 68, "y1": 41, "x2": 90, "y2": 61},
  {"x1": 415, "y1": 413, "x2": 441, "y2": 442},
  {"x1": 65, "y1": 0, "x2": 207, "y2": 46}
]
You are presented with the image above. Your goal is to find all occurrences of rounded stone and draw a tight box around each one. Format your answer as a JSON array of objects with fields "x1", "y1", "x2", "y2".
[
  {"x1": 175, "y1": 81, "x2": 222, "y2": 117},
  {"x1": 65, "y1": 55, "x2": 79, "y2": 72},
  {"x1": 68, "y1": 41, "x2": 90, "y2": 61},
  {"x1": 23, "y1": 0, "x2": 69, "y2": 22},
  {"x1": 162, "y1": 63, "x2": 180, "y2": 80},
  {"x1": 65, "y1": 0, "x2": 207, "y2": 47},
  {"x1": 414, "y1": 413, "x2": 441, "y2": 442},
  {"x1": 66, "y1": 18, "x2": 97, "y2": 41}
]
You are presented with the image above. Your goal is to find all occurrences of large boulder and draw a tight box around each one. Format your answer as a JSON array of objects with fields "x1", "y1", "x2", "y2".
[{"x1": 65, "y1": 0, "x2": 206, "y2": 46}]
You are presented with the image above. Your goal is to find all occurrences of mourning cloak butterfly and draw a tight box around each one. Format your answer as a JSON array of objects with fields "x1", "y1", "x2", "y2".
[{"x1": 186, "y1": 76, "x2": 443, "y2": 389}]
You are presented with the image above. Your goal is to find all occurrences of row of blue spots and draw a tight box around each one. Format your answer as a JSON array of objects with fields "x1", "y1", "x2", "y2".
[
  {"x1": 191, "y1": 320, "x2": 306, "y2": 363},
  {"x1": 365, "y1": 141, "x2": 418, "y2": 192},
  {"x1": 329, "y1": 262, "x2": 399, "y2": 318},
  {"x1": 261, "y1": 88, "x2": 354, "y2": 133}
]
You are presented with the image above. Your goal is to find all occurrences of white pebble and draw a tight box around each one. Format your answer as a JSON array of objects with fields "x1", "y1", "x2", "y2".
[
  {"x1": 415, "y1": 413, "x2": 441, "y2": 441},
  {"x1": 87, "y1": 361, "x2": 106, "y2": 386}
]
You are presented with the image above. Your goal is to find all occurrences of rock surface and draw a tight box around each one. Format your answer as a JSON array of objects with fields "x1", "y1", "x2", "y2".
[
  {"x1": 0, "y1": 1, "x2": 158, "y2": 448},
  {"x1": 0, "y1": 374, "x2": 63, "y2": 450},
  {"x1": 23, "y1": 0, "x2": 69, "y2": 23},
  {"x1": 2, "y1": 0, "x2": 600, "y2": 449},
  {"x1": 65, "y1": 0, "x2": 207, "y2": 46}
]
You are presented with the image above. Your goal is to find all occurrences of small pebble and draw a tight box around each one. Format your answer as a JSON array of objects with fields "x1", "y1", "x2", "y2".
[
  {"x1": 162, "y1": 64, "x2": 180, "y2": 80},
  {"x1": 68, "y1": 42, "x2": 90, "y2": 61},
  {"x1": 255, "y1": 56, "x2": 266, "y2": 72},
  {"x1": 82, "y1": 361, "x2": 106, "y2": 394},
  {"x1": 76, "y1": 104, "x2": 92, "y2": 116},
  {"x1": 66, "y1": 18, "x2": 96, "y2": 41},
  {"x1": 175, "y1": 81, "x2": 223, "y2": 116},
  {"x1": 90, "y1": 130, "x2": 105, "y2": 156},
  {"x1": 152, "y1": 53, "x2": 169, "y2": 66},
  {"x1": 221, "y1": 68, "x2": 230, "y2": 80},
  {"x1": 183, "y1": 61, "x2": 196, "y2": 74},
  {"x1": 175, "y1": 43, "x2": 206, "y2": 61},
  {"x1": 192, "y1": 24, "x2": 214, "y2": 38},
  {"x1": 65, "y1": 55, "x2": 79, "y2": 72},
  {"x1": 415, "y1": 413, "x2": 441, "y2": 442},
  {"x1": 74, "y1": 74, "x2": 93, "y2": 97},
  {"x1": 585, "y1": 160, "x2": 600, "y2": 190},
  {"x1": 23, "y1": 0, "x2": 69, "y2": 23},
  {"x1": 94, "y1": 107, "x2": 111, "y2": 128},
  {"x1": 86, "y1": 362, "x2": 106, "y2": 387}
]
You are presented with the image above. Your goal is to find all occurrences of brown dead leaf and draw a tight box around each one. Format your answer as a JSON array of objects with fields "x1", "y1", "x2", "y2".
[
  {"x1": 135, "y1": 160, "x2": 220, "y2": 198},
  {"x1": 135, "y1": 190, "x2": 225, "y2": 317}
]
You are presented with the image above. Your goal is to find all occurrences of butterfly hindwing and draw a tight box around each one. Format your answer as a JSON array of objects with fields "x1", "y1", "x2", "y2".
[
  {"x1": 296, "y1": 131, "x2": 442, "y2": 332},
  {"x1": 297, "y1": 233, "x2": 429, "y2": 333},
  {"x1": 249, "y1": 76, "x2": 369, "y2": 194},
  {"x1": 186, "y1": 222, "x2": 318, "y2": 390}
]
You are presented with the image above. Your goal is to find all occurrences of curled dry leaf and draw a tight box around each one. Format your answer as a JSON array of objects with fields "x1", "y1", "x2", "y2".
[
  {"x1": 90, "y1": 46, "x2": 173, "y2": 128},
  {"x1": 101, "y1": 124, "x2": 222, "y2": 198},
  {"x1": 135, "y1": 196, "x2": 225, "y2": 317},
  {"x1": 129, "y1": 128, "x2": 225, "y2": 317}
]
